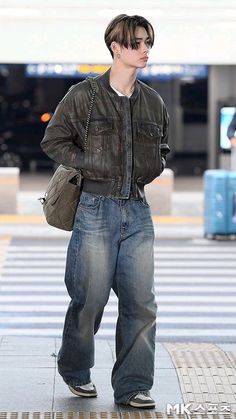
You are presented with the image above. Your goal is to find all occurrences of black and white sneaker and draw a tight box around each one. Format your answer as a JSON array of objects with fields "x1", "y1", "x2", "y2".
[
  {"x1": 68, "y1": 382, "x2": 97, "y2": 398},
  {"x1": 128, "y1": 392, "x2": 155, "y2": 409}
]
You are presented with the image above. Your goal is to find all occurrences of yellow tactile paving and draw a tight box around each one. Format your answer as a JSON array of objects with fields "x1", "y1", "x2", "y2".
[
  {"x1": 0, "y1": 414, "x2": 186, "y2": 419},
  {"x1": 0, "y1": 235, "x2": 12, "y2": 241},
  {"x1": 164, "y1": 343, "x2": 236, "y2": 413},
  {"x1": 0, "y1": 215, "x2": 46, "y2": 224},
  {"x1": 1, "y1": 412, "x2": 236, "y2": 419},
  {"x1": 153, "y1": 216, "x2": 202, "y2": 224},
  {"x1": 0, "y1": 214, "x2": 203, "y2": 225},
  {"x1": 0, "y1": 178, "x2": 18, "y2": 185}
]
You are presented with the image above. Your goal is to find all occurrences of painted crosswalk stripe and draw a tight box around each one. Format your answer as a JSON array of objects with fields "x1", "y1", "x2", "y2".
[
  {"x1": 1, "y1": 284, "x2": 236, "y2": 293},
  {"x1": 1, "y1": 240, "x2": 236, "y2": 340},
  {"x1": 1, "y1": 275, "x2": 236, "y2": 284},
  {"x1": 5, "y1": 250, "x2": 236, "y2": 261},
  {"x1": 1, "y1": 328, "x2": 236, "y2": 339},
  {"x1": 1, "y1": 294, "x2": 236, "y2": 303},
  {"x1": 4, "y1": 260, "x2": 236, "y2": 268},
  {"x1": 7, "y1": 245, "x2": 235, "y2": 252},
  {"x1": 2, "y1": 316, "x2": 236, "y2": 325},
  {"x1": 3, "y1": 267, "x2": 236, "y2": 275}
]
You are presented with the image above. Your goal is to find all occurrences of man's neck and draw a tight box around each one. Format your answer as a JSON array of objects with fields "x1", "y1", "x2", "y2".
[{"x1": 110, "y1": 63, "x2": 137, "y2": 97}]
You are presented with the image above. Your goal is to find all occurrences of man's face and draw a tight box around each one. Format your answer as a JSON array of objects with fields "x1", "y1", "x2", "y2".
[{"x1": 116, "y1": 26, "x2": 152, "y2": 69}]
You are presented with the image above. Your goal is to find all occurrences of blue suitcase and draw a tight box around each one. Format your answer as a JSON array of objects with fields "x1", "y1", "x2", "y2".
[
  {"x1": 204, "y1": 169, "x2": 236, "y2": 237},
  {"x1": 227, "y1": 172, "x2": 236, "y2": 233}
]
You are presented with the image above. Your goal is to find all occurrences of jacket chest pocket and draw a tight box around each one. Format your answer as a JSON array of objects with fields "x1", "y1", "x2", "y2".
[
  {"x1": 134, "y1": 121, "x2": 163, "y2": 182},
  {"x1": 137, "y1": 122, "x2": 162, "y2": 145},
  {"x1": 89, "y1": 119, "x2": 114, "y2": 153}
]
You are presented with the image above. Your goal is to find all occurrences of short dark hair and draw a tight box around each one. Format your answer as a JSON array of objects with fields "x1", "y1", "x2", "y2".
[{"x1": 104, "y1": 14, "x2": 155, "y2": 58}]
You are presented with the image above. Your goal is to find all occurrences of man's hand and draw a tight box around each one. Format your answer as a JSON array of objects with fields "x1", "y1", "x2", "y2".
[{"x1": 230, "y1": 137, "x2": 236, "y2": 147}]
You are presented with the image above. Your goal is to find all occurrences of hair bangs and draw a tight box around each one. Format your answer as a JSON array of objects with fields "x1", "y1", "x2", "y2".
[{"x1": 104, "y1": 14, "x2": 155, "y2": 58}]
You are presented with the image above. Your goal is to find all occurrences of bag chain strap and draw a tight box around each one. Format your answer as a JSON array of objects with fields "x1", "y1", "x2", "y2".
[{"x1": 84, "y1": 79, "x2": 96, "y2": 151}]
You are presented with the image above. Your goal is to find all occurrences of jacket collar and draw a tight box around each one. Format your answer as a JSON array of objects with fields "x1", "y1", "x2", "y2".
[{"x1": 96, "y1": 67, "x2": 141, "y2": 102}]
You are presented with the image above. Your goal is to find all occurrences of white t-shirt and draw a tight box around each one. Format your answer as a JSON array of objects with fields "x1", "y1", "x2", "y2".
[{"x1": 110, "y1": 85, "x2": 131, "y2": 98}]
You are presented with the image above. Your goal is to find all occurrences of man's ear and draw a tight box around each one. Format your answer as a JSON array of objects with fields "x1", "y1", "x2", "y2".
[{"x1": 111, "y1": 41, "x2": 120, "y2": 56}]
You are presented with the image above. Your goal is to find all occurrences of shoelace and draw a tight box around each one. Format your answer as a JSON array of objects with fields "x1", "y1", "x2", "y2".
[{"x1": 134, "y1": 391, "x2": 151, "y2": 399}]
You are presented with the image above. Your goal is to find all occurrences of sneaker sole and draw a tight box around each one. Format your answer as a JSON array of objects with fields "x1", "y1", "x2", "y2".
[
  {"x1": 68, "y1": 385, "x2": 97, "y2": 398},
  {"x1": 128, "y1": 401, "x2": 155, "y2": 409}
]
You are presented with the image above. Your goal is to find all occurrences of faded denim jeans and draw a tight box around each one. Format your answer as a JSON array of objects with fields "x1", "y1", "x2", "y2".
[{"x1": 57, "y1": 191, "x2": 157, "y2": 405}]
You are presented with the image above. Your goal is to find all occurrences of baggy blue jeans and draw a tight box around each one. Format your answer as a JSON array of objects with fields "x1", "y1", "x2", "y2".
[{"x1": 57, "y1": 191, "x2": 157, "y2": 405}]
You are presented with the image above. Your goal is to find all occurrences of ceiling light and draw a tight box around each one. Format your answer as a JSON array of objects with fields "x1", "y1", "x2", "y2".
[
  {"x1": 98, "y1": 9, "x2": 164, "y2": 18},
  {"x1": 0, "y1": 8, "x2": 42, "y2": 17}
]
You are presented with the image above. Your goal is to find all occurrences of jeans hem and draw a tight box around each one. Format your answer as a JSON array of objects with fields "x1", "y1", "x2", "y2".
[
  {"x1": 58, "y1": 367, "x2": 91, "y2": 387},
  {"x1": 115, "y1": 389, "x2": 150, "y2": 405},
  {"x1": 65, "y1": 379, "x2": 91, "y2": 387}
]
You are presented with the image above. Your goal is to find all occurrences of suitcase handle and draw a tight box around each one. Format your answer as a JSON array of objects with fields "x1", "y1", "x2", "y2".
[
  {"x1": 233, "y1": 192, "x2": 236, "y2": 221},
  {"x1": 231, "y1": 145, "x2": 236, "y2": 171}
]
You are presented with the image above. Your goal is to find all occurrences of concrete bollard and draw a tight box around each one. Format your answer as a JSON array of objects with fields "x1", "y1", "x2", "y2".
[
  {"x1": 0, "y1": 167, "x2": 20, "y2": 214},
  {"x1": 145, "y1": 168, "x2": 174, "y2": 215}
]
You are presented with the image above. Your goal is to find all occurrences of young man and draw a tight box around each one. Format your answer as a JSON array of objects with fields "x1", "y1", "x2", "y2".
[{"x1": 41, "y1": 14, "x2": 170, "y2": 409}]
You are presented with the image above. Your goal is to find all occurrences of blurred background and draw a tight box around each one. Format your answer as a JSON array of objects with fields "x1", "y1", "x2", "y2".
[{"x1": 0, "y1": 0, "x2": 236, "y2": 175}]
